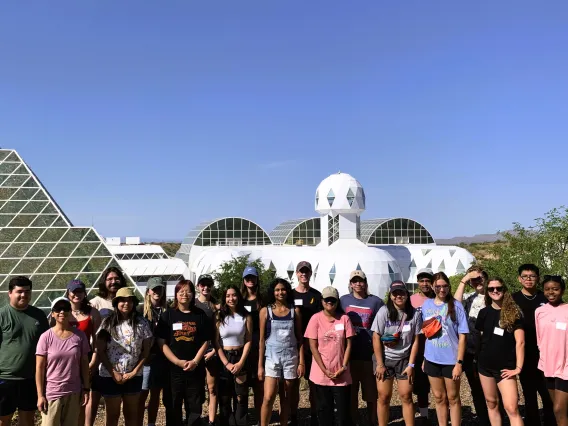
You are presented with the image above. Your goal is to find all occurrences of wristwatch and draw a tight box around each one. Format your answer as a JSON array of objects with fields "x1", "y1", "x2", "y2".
[{"x1": 457, "y1": 360, "x2": 463, "y2": 365}]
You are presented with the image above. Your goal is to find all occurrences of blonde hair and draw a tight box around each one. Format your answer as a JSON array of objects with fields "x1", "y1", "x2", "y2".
[
  {"x1": 143, "y1": 287, "x2": 167, "y2": 322},
  {"x1": 484, "y1": 278, "x2": 522, "y2": 332}
]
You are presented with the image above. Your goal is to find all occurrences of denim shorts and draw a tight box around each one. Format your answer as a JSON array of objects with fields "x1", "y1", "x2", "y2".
[{"x1": 265, "y1": 346, "x2": 298, "y2": 380}]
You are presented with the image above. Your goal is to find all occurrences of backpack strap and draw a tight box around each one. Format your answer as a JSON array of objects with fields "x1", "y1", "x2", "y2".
[{"x1": 267, "y1": 306, "x2": 273, "y2": 320}]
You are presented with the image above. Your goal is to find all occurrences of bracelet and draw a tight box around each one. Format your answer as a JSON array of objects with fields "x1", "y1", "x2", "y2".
[
  {"x1": 408, "y1": 363, "x2": 415, "y2": 368},
  {"x1": 224, "y1": 361, "x2": 229, "y2": 366},
  {"x1": 516, "y1": 366, "x2": 523, "y2": 371}
]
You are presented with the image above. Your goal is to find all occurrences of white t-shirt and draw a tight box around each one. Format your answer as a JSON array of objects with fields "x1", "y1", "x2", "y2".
[{"x1": 90, "y1": 296, "x2": 114, "y2": 319}]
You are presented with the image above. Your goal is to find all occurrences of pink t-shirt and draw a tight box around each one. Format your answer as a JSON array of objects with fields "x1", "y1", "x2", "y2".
[
  {"x1": 535, "y1": 303, "x2": 568, "y2": 380},
  {"x1": 36, "y1": 328, "x2": 90, "y2": 401},
  {"x1": 410, "y1": 293, "x2": 428, "y2": 309},
  {"x1": 304, "y1": 311, "x2": 355, "y2": 386}
]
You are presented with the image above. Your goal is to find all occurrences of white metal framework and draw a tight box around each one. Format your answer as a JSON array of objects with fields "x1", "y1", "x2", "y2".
[
  {"x1": 269, "y1": 218, "x2": 321, "y2": 246},
  {"x1": 0, "y1": 150, "x2": 136, "y2": 310},
  {"x1": 360, "y1": 218, "x2": 435, "y2": 245}
]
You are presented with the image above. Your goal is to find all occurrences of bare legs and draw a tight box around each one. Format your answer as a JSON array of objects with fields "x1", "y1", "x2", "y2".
[
  {"x1": 429, "y1": 376, "x2": 461, "y2": 426},
  {"x1": 376, "y1": 378, "x2": 414, "y2": 426},
  {"x1": 479, "y1": 374, "x2": 523, "y2": 426},
  {"x1": 549, "y1": 388, "x2": 568, "y2": 426}
]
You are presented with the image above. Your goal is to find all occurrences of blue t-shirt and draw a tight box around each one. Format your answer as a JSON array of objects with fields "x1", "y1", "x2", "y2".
[
  {"x1": 339, "y1": 293, "x2": 384, "y2": 360},
  {"x1": 422, "y1": 298, "x2": 469, "y2": 365}
]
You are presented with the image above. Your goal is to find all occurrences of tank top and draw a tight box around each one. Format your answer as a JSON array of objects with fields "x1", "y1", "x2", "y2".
[
  {"x1": 75, "y1": 316, "x2": 94, "y2": 342},
  {"x1": 219, "y1": 313, "x2": 246, "y2": 347}
]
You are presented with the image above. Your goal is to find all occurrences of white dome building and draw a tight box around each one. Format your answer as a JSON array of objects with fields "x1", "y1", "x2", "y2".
[{"x1": 175, "y1": 172, "x2": 475, "y2": 298}]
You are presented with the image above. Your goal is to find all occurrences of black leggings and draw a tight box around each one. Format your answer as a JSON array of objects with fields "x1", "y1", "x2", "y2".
[{"x1": 219, "y1": 349, "x2": 249, "y2": 426}]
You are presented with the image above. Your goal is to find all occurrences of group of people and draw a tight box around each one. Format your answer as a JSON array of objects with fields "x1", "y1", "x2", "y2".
[{"x1": 0, "y1": 261, "x2": 566, "y2": 426}]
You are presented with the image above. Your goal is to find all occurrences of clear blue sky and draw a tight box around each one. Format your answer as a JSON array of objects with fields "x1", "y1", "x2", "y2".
[{"x1": 1, "y1": 1, "x2": 567, "y2": 241}]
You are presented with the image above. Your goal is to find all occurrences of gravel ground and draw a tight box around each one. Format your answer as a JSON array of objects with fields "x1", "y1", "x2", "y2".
[{"x1": 83, "y1": 378, "x2": 545, "y2": 426}]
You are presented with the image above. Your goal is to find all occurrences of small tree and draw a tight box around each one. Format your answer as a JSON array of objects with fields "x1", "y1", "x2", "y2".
[
  {"x1": 480, "y1": 206, "x2": 568, "y2": 293},
  {"x1": 211, "y1": 255, "x2": 276, "y2": 300}
]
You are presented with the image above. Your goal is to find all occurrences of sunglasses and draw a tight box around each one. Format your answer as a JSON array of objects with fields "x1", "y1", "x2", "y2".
[
  {"x1": 323, "y1": 297, "x2": 338, "y2": 304},
  {"x1": 434, "y1": 285, "x2": 449, "y2": 290},
  {"x1": 52, "y1": 305, "x2": 71, "y2": 313},
  {"x1": 470, "y1": 277, "x2": 483, "y2": 284},
  {"x1": 487, "y1": 286, "x2": 504, "y2": 293}
]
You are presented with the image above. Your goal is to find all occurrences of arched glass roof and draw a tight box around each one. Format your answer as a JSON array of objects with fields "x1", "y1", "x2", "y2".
[
  {"x1": 361, "y1": 218, "x2": 435, "y2": 245},
  {"x1": 269, "y1": 218, "x2": 321, "y2": 246},
  {"x1": 176, "y1": 217, "x2": 272, "y2": 261}
]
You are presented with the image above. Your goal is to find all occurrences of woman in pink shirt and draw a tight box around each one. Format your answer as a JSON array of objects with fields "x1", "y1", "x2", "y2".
[
  {"x1": 536, "y1": 275, "x2": 568, "y2": 426},
  {"x1": 304, "y1": 286, "x2": 355, "y2": 426}
]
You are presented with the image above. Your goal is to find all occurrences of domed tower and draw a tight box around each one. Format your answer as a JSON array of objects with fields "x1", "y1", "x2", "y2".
[{"x1": 315, "y1": 172, "x2": 366, "y2": 246}]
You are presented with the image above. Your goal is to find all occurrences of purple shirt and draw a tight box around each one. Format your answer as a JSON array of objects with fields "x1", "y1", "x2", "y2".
[{"x1": 36, "y1": 328, "x2": 90, "y2": 401}]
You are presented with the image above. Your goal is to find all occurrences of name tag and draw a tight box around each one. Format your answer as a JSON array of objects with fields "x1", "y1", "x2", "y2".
[
  {"x1": 245, "y1": 306, "x2": 252, "y2": 312},
  {"x1": 294, "y1": 299, "x2": 303, "y2": 306},
  {"x1": 493, "y1": 327, "x2": 504, "y2": 336},
  {"x1": 335, "y1": 324, "x2": 344, "y2": 331},
  {"x1": 173, "y1": 322, "x2": 183, "y2": 331},
  {"x1": 402, "y1": 324, "x2": 411, "y2": 333},
  {"x1": 556, "y1": 322, "x2": 567, "y2": 331}
]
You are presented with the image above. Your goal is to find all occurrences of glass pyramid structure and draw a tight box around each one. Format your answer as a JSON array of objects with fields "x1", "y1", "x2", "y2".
[{"x1": 0, "y1": 149, "x2": 134, "y2": 310}]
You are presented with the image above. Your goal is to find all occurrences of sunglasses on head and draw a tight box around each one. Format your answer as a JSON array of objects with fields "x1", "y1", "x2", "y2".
[
  {"x1": 543, "y1": 275, "x2": 564, "y2": 284},
  {"x1": 487, "y1": 286, "x2": 504, "y2": 293},
  {"x1": 323, "y1": 297, "x2": 337, "y2": 304}
]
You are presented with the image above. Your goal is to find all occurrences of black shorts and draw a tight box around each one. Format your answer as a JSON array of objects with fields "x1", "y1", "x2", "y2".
[
  {"x1": 98, "y1": 376, "x2": 143, "y2": 398},
  {"x1": 0, "y1": 378, "x2": 37, "y2": 416},
  {"x1": 424, "y1": 360, "x2": 455, "y2": 379},
  {"x1": 545, "y1": 376, "x2": 568, "y2": 393},
  {"x1": 384, "y1": 358, "x2": 410, "y2": 380},
  {"x1": 478, "y1": 364, "x2": 510, "y2": 384}
]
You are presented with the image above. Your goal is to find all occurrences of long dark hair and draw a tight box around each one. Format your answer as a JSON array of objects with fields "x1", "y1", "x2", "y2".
[
  {"x1": 97, "y1": 267, "x2": 127, "y2": 299},
  {"x1": 171, "y1": 280, "x2": 196, "y2": 310},
  {"x1": 241, "y1": 275, "x2": 264, "y2": 307},
  {"x1": 386, "y1": 289, "x2": 415, "y2": 322},
  {"x1": 266, "y1": 278, "x2": 294, "y2": 307},
  {"x1": 99, "y1": 296, "x2": 141, "y2": 341},
  {"x1": 217, "y1": 285, "x2": 249, "y2": 326},
  {"x1": 432, "y1": 272, "x2": 456, "y2": 322},
  {"x1": 64, "y1": 289, "x2": 92, "y2": 315}
]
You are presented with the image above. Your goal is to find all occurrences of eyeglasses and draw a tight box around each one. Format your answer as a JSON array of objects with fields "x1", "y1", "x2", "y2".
[
  {"x1": 106, "y1": 278, "x2": 121, "y2": 282},
  {"x1": 520, "y1": 275, "x2": 538, "y2": 281},
  {"x1": 487, "y1": 286, "x2": 504, "y2": 293},
  {"x1": 323, "y1": 297, "x2": 337, "y2": 304},
  {"x1": 177, "y1": 292, "x2": 192, "y2": 296}
]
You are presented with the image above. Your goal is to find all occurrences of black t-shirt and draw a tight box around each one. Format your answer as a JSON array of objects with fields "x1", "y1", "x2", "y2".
[
  {"x1": 512, "y1": 290, "x2": 548, "y2": 360},
  {"x1": 156, "y1": 307, "x2": 211, "y2": 376},
  {"x1": 475, "y1": 306, "x2": 523, "y2": 370},
  {"x1": 293, "y1": 287, "x2": 323, "y2": 334}
]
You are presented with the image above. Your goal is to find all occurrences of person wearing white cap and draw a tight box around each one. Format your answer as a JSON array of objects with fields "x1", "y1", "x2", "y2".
[
  {"x1": 36, "y1": 297, "x2": 91, "y2": 426},
  {"x1": 96, "y1": 288, "x2": 153, "y2": 426},
  {"x1": 339, "y1": 270, "x2": 383, "y2": 426},
  {"x1": 304, "y1": 286, "x2": 355, "y2": 426}
]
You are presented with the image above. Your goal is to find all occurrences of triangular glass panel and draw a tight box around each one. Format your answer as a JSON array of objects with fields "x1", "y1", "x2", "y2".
[
  {"x1": 84, "y1": 229, "x2": 100, "y2": 242},
  {"x1": 12, "y1": 188, "x2": 39, "y2": 200},
  {"x1": 30, "y1": 214, "x2": 58, "y2": 227},
  {"x1": 52, "y1": 217, "x2": 68, "y2": 227},
  {"x1": 426, "y1": 260, "x2": 432, "y2": 269},
  {"x1": 347, "y1": 188, "x2": 355, "y2": 206},
  {"x1": 41, "y1": 204, "x2": 58, "y2": 215},
  {"x1": 4, "y1": 152, "x2": 19, "y2": 162},
  {"x1": 21, "y1": 201, "x2": 48, "y2": 214},
  {"x1": 388, "y1": 264, "x2": 394, "y2": 274},
  {"x1": 8, "y1": 214, "x2": 38, "y2": 227},
  {"x1": 268, "y1": 261, "x2": 276, "y2": 272},
  {"x1": 0, "y1": 151, "x2": 10, "y2": 161},
  {"x1": 449, "y1": 249, "x2": 456, "y2": 257},
  {"x1": 0, "y1": 175, "x2": 10, "y2": 186},
  {"x1": 0, "y1": 201, "x2": 26, "y2": 214},
  {"x1": 0, "y1": 188, "x2": 18, "y2": 201},
  {"x1": 38, "y1": 228, "x2": 68, "y2": 242},
  {"x1": 0, "y1": 259, "x2": 20, "y2": 274},
  {"x1": 2, "y1": 242, "x2": 34, "y2": 258},
  {"x1": 438, "y1": 260, "x2": 446, "y2": 272},
  {"x1": 22, "y1": 177, "x2": 39, "y2": 188},
  {"x1": 0, "y1": 163, "x2": 20, "y2": 174},
  {"x1": 456, "y1": 259, "x2": 466, "y2": 274},
  {"x1": 327, "y1": 189, "x2": 335, "y2": 207},
  {"x1": 3, "y1": 175, "x2": 29, "y2": 187},
  {"x1": 409, "y1": 259, "x2": 416, "y2": 268},
  {"x1": 356, "y1": 263, "x2": 362, "y2": 271},
  {"x1": 0, "y1": 215, "x2": 15, "y2": 227},
  {"x1": 31, "y1": 191, "x2": 48, "y2": 201},
  {"x1": 329, "y1": 264, "x2": 336, "y2": 284},
  {"x1": 422, "y1": 249, "x2": 431, "y2": 256},
  {"x1": 315, "y1": 190, "x2": 319, "y2": 206},
  {"x1": 15, "y1": 228, "x2": 46, "y2": 243}
]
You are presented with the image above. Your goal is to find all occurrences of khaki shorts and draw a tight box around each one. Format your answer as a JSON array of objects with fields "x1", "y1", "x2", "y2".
[
  {"x1": 41, "y1": 392, "x2": 81, "y2": 426},
  {"x1": 350, "y1": 360, "x2": 378, "y2": 402}
]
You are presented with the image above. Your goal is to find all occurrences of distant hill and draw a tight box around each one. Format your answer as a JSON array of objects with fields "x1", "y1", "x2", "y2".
[{"x1": 436, "y1": 233, "x2": 503, "y2": 245}]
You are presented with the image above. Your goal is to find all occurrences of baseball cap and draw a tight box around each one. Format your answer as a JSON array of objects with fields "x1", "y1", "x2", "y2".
[
  {"x1": 147, "y1": 277, "x2": 164, "y2": 291},
  {"x1": 242, "y1": 266, "x2": 258, "y2": 278},
  {"x1": 390, "y1": 280, "x2": 407, "y2": 293},
  {"x1": 349, "y1": 270, "x2": 367, "y2": 281},
  {"x1": 416, "y1": 268, "x2": 434, "y2": 279},
  {"x1": 197, "y1": 274, "x2": 214, "y2": 285},
  {"x1": 296, "y1": 261, "x2": 312, "y2": 272},
  {"x1": 66, "y1": 279, "x2": 86, "y2": 293},
  {"x1": 322, "y1": 286, "x2": 339, "y2": 299},
  {"x1": 51, "y1": 297, "x2": 71, "y2": 311},
  {"x1": 113, "y1": 287, "x2": 136, "y2": 301}
]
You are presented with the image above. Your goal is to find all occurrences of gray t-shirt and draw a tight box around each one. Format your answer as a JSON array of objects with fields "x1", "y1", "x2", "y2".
[{"x1": 371, "y1": 305, "x2": 422, "y2": 361}]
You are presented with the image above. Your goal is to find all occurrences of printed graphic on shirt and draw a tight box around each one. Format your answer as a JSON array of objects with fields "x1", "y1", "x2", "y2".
[
  {"x1": 344, "y1": 305, "x2": 373, "y2": 329},
  {"x1": 423, "y1": 303, "x2": 450, "y2": 349},
  {"x1": 174, "y1": 321, "x2": 197, "y2": 342}
]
